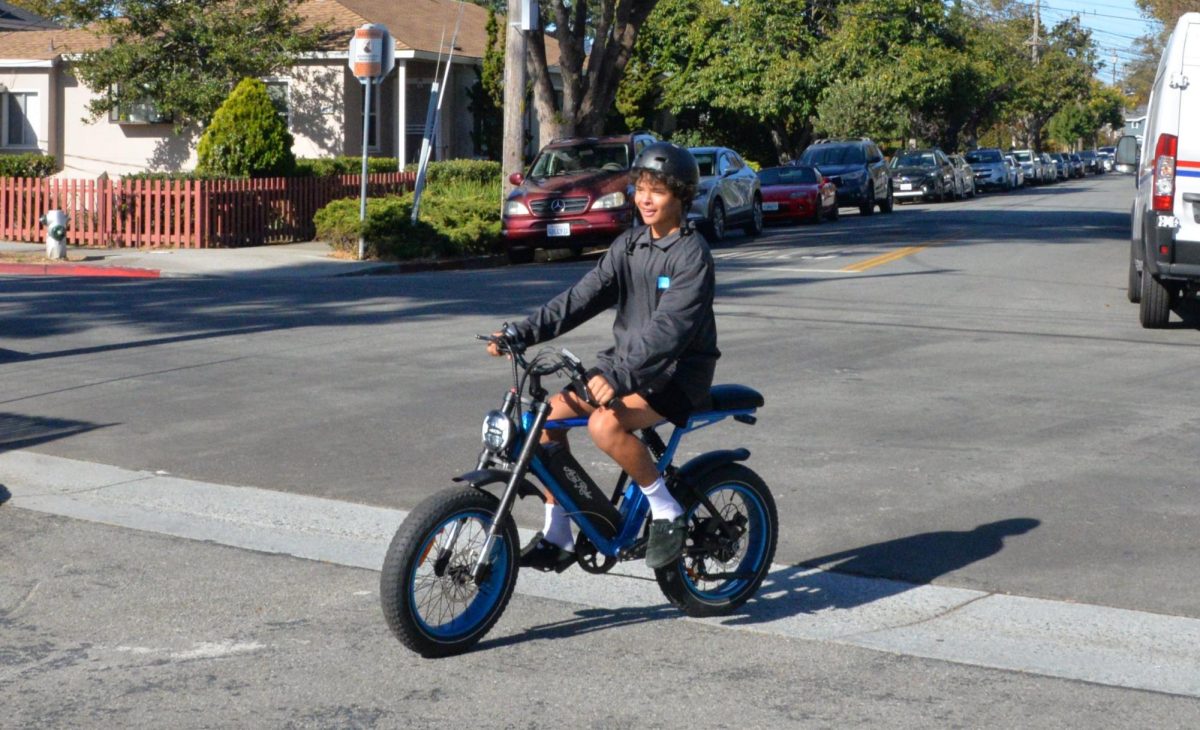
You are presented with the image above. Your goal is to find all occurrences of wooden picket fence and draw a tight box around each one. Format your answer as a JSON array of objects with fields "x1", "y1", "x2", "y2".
[{"x1": 0, "y1": 172, "x2": 415, "y2": 248}]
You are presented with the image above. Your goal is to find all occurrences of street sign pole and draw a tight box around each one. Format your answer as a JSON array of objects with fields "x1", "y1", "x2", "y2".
[
  {"x1": 358, "y1": 80, "x2": 372, "y2": 261},
  {"x1": 348, "y1": 23, "x2": 395, "y2": 260}
]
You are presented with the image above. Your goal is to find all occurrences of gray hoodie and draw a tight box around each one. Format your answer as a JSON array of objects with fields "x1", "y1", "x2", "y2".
[{"x1": 514, "y1": 225, "x2": 720, "y2": 409}]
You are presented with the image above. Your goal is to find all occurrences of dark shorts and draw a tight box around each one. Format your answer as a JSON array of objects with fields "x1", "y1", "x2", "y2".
[{"x1": 641, "y1": 379, "x2": 694, "y2": 428}]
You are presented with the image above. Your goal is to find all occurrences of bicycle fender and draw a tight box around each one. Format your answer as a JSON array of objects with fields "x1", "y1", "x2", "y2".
[
  {"x1": 453, "y1": 468, "x2": 542, "y2": 500},
  {"x1": 676, "y1": 448, "x2": 750, "y2": 484}
]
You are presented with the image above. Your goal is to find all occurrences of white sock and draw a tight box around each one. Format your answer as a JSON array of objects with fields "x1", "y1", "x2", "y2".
[
  {"x1": 638, "y1": 476, "x2": 683, "y2": 521},
  {"x1": 541, "y1": 502, "x2": 574, "y2": 551}
]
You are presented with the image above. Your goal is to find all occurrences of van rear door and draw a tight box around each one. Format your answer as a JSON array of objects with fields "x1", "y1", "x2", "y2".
[{"x1": 1176, "y1": 14, "x2": 1200, "y2": 243}]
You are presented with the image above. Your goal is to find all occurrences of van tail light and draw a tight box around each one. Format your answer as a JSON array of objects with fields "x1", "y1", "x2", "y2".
[{"x1": 1152, "y1": 133, "x2": 1178, "y2": 212}]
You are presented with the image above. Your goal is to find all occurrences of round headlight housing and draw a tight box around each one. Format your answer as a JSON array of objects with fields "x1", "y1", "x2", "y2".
[{"x1": 481, "y1": 410, "x2": 515, "y2": 453}]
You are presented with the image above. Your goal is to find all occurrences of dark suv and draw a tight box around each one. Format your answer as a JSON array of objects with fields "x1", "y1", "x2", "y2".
[
  {"x1": 796, "y1": 138, "x2": 893, "y2": 215},
  {"x1": 501, "y1": 132, "x2": 657, "y2": 261}
]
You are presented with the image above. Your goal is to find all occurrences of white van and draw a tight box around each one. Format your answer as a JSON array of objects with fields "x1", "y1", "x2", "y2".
[{"x1": 1121, "y1": 12, "x2": 1200, "y2": 328}]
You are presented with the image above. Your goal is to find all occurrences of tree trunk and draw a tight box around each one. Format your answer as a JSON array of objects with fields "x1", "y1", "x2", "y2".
[{"x1": 525, "y1": 0, "x2": 659, "y2": 146}]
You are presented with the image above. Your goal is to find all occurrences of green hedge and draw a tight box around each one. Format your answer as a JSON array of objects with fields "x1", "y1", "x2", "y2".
[
  {"x1": 293, "y1": 157, "x2": 400, "y2": 177},
  {"x1": 0, "y1": 153, "x2": 59, "y2": 178},
  {"x1": 314, "y1": 181, "x2": 501, "y2": 260}
]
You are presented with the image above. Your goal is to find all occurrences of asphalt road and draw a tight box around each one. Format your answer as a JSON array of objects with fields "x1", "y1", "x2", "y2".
[{"x1": 4, "y1": 174, "x2": 1200, "y2": 725}]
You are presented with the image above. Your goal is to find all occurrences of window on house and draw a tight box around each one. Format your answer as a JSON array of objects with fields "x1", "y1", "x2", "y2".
[
  {"x1": 2, "y1": 92, "x2": 37, "y2": 148},
  {"x1": 108, "y1": 89, "x2": 172, "y2": 125},
  {"x1": 264, "y1": 79, "x2": 290, "y2": 122}
]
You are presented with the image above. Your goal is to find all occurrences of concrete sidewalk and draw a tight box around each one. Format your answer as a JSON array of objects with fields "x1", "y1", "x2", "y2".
[{"x1": 0, "y1": 239, "x2": 438, "y2": 279}]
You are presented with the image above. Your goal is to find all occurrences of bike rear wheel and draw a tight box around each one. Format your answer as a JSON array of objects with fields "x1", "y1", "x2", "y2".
[
  {"x1": 380, "y1": 486, "x2": 518, "y2": 657},
  {"x1": 655, "y1": 464, "x2": 778, "y2": 617}
]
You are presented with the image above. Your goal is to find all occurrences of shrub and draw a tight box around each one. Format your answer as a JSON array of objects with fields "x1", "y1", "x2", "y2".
[
  {"x1": 0, "y1": 153, "x2": 59, "y2": 178},
  {"x1": 294, "y1": 157, "x2": 399, "y2": 177},
  {"x1": 314, "y1": 179, "x2": 501, "y2": 260},
  {"x1": 197, "y1": 78, "x2": 296, "y2": 178},
  {"x1": 403, "y1": 158, "x2": 502, "y2": 185}
]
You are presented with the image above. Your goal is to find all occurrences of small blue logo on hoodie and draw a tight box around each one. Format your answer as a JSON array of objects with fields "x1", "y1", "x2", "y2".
[{"x1": 657, "y1": 275, "x2": 670, "y2": 290}]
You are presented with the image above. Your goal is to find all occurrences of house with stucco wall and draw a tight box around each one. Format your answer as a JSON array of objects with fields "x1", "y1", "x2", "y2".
[{"x1": 0, "y1": 0, "x2": 556, "y2": 178}]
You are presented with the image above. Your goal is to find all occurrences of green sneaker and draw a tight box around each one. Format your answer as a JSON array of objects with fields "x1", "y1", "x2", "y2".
[{"x1": 646, "y1": 515, "x2": 687, "y2": 569}]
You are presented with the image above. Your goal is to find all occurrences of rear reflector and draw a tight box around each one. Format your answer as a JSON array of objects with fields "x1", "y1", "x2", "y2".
[{"x1": 1153, "y1": 133, "x2": 1178, "y2": 212}]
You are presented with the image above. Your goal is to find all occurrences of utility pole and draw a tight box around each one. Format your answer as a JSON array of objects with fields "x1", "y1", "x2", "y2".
[
  {"x1": 501, "y1": 0, "x2": 530, "y2": 201},
  {"x1": 1031, "y1": 0, "x2": 1041, "y2": 64},
  {"x1": 1112, "y1": 48, "x2": 1119, "y2": 87}
]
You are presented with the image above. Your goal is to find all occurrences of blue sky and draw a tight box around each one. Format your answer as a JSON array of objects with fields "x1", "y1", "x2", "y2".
[{"x1": 1027, "y1": 0, "x2": 1159, "y2": 80}]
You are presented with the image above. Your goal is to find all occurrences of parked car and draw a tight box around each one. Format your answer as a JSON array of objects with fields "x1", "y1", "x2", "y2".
[
  {"x1": 1004, "y1": 154, "x2": 1025, "y2": 187},
  {"x1": 965, "y1": 147, "x2": 1013, "y2": 191},
  {"x1": 502, "y1": 132, "x2": 657, "y2": 261},
  {"x1": 1078, "y1": 149, "x2": 1103, "y2": 174},
  {"x1": 796, "y1": 138, "x2": 894, "y2": 215},
  {"x1": 1067, "y1": 153, "x2": 1085, "y2": 178},
  {"x1": 1122, "y1": 11, "x2": 1200, "y2": 327},
  {"x1": 1048, "y1": 153, "x2": 1069, "y2": 181},
  {"x1": 757, "y1": 165, "x2": 838, "y2": 224},
  {"x1": 889, "y1": 148, "x2": 957, "y2": 203},
  {"x1": 946, "y1": 154, "x2": 977, "y2": 199},
  {"x1": 1039, "y1": 152, "x2": 1061, "y2": 182},
  {"x1": 688, "y1": 146, "x2": 764, "y2": 241},
  {"x1": 1098, "y1": 151, "x2": 1115, "y2": 171},
  {"x1": 1010, "y1": 149, "x2": 1043, "y2": 184}
]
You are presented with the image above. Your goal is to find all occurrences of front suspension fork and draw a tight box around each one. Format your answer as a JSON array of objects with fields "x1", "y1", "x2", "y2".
[{"x1": 472, "y1": 400, "x2": 551, "y2": 582}]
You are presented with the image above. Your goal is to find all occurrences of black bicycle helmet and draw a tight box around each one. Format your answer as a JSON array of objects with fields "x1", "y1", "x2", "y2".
[{"x1": 631, "y1": 142, "x2": 700, "y2": 187}]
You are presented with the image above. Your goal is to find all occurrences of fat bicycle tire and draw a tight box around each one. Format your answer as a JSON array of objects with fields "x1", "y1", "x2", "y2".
[
  {"x1": 380, "y1": 486, "x2": 519, "y2": 658},
  {"x1": 655, "y1": 464, "x2": 778, "y2": 617}
]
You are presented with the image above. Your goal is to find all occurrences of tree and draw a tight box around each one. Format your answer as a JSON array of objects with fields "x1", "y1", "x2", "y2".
[
  {"x1": 526, "y1": 0, "x2": 661, "y2": 141},
  {"x1": 196, "y1": 78, "x2": 296, "y2": 177},
  {"x1": 64, "y1": 0, "x2": 324, "y2": 129},
  {"x1": 467, "y1": 8, "x2": 505, "y2": 159},
  {"x1": 618, "y1": 0, "x2": 836, "y2": 162}
]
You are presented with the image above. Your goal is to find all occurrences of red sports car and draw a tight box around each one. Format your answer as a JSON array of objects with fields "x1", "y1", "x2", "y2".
[{"x1": 757, "y1": 165, "x2": 838, "y2": 224}]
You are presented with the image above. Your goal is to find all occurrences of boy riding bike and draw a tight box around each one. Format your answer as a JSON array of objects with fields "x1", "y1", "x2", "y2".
[{"x1": 487, "y1": 142, "x2": 719, "y2": 571}]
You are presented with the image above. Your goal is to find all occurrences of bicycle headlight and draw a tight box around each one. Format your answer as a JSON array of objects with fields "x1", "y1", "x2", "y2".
[{"x1": 481, "y1": 410, "x2": 515, "y2": 453}]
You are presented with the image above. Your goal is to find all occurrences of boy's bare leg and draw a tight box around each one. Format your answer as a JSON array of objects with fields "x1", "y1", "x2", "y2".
[{"x1": 586, "y1": 394, "x2": 667, "y2": 488}]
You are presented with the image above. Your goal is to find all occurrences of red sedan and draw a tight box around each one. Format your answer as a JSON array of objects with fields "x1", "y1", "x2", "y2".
[{"x1": 756, "y1": 165, "x2": 838, "y2": 224}]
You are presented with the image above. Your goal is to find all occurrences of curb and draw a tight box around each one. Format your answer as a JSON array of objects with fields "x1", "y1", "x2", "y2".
[
  {"x1": 343, "y1": 253, "x2": 509, "y2": 276},
  {"x1": 0, "y1": 262, "x2": 161, "y2": 278}
]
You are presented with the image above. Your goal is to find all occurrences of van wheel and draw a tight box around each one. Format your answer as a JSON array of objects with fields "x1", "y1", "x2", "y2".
[
  {"x1": 1139, "y1": 266, "x2": 1172, "y2": 328},
  {"x1": 1127, "y1": 251, "x2": 1142, "y2": 304}
]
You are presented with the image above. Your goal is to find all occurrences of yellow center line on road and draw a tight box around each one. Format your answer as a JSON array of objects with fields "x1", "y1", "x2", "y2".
[
  {"x1": 840, "y1": 245, "x2": 928, "y2": 273},
  {"x1": 838, "y1": 231, "x2": 966, "y2": 273}
]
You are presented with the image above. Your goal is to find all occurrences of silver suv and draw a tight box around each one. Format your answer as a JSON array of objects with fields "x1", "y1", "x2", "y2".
[{"x1": 687, "y1": 146, "x2": 763, "y2": 242}]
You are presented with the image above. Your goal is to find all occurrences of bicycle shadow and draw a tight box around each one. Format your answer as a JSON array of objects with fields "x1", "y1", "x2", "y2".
[
  {"x1": 474, "y1": 518, "x2": 1041, "y2": 650},
  {"x1": 721, "y1": 517, "x2": 1041, "y2": 626}
]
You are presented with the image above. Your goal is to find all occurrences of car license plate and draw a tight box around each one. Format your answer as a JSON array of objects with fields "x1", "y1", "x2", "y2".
[
  {"x1": 762, "y1": 202, "x2": 779, "y2": 212},
  {"x1": 547, "y1": 223, "x2": 571, "y2": 237},
  {"x1": 900, "y1": 183, "x2": 913, "y2": 191}
]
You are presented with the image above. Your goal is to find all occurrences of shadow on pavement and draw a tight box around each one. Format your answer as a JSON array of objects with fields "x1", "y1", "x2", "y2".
[
  {"x1": 719, "y1": 518, "x2": 1041, "y2": 626},
  {"x1": 467, "y1": 518, "x2": 1040, "y2": 652},
  {"x1": 0, "y1": 484, "x2": 10, "y2": 504},
  {"x1": 0, "y1": 412, "x2": 114, "y2": 452}
]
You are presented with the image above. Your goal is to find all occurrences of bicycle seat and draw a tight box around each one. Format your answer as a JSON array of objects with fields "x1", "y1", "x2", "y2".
[{"x1": 707, "y1": 384, "x2": 764, "y2": 412}]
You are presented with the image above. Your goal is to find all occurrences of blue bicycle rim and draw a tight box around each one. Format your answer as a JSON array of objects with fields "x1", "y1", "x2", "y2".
[
  {"x1": 408, "y1": 510, "x2": 510, "y2": 641},
  {"x1": 680, "y1": 483, "x2": 768, "y2": 600}
]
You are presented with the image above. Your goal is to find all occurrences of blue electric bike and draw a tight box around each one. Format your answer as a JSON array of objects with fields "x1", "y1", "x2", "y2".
[{"x1": 380, "y1": 327, "x2": 777, "y2": 658}]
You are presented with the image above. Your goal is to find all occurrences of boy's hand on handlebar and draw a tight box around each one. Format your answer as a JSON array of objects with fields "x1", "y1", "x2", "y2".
[
  {"x1": 485, "y1": 331, "x2": 505, "y2": 357},
  {"x1": 587, "y1": 373, "x2": 616, "y2": 407}
]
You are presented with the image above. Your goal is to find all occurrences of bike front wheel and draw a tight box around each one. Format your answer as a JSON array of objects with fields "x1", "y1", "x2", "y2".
[
  {"x1": 655, "y1": 464, "x2": 778, "y2": 617},
  {"x1": 380, "y1": 486, "x2": 519, "y2": 658}
]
